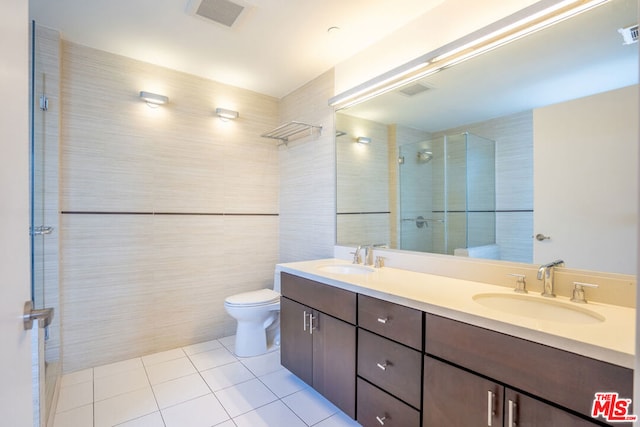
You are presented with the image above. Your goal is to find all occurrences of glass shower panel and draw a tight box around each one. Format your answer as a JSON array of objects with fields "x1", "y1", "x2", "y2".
[
  {"x1": 32, "y1": 52, "x2": 46, "y2": 311},
  {"x1": 445, "y1": 133, "x2": 468, "y2": 254},
  {"x1": 30, "y1": 22, "x2": 60, "y2": 426},
  {"x1": 397, "y1": 131, "x2": 496, "y2": 258},
  {"x1": 398, "y1": 138, "x2": 445, "y2": 253},
  {"x1": 466, "y1": 133, "x2": 496, "y2": 249}
]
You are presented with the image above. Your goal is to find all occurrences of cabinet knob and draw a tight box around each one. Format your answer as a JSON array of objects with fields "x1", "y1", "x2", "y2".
[
  {"x1": 377, "y1": 317, "x2": 389, "y2": 324},
  {"x1": 376, "y1": 415, "x2": 387, "y2": 425},
  {"x1": 376, "y1": 361, "x2": 390, "y2": 371}
]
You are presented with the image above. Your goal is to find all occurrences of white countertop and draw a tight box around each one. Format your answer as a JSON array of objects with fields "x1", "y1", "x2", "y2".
[{"x1": 277, "y1": 258, "x2": 636, "y2": 369}]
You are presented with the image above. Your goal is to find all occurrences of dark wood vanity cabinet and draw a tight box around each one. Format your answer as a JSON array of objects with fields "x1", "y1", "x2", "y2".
[
  {"x1": 423, "y1": 313, "x2": 632, "y2": 427},
  {"x1": 280, "y1": 273, "x2": 357, "y2": 418},
  {"x1": 424, "y1": 355, "x2": 504, "y2": 426},
  {"x1": 280, "y1": 272, "x2": 632, "y2": 427},
  {"x1": 424, "y1": 356, "x2": 599, "y2": 426}
]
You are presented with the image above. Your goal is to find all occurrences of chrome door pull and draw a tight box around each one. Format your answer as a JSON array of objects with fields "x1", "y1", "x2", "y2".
[
  {"x1": 508, "y1": 399, "x2": 517, "y2": 427},
  {"x1": 23, "y1": 300, "x2": 54, "y2": 330},
  {"x1": 309, "y1": 313, "x2": 316, "y2": 334},
  {"x1": 303, "y1": 310, "x2": 308, "y2": 331},
  {"x1": 487, "y1": 390, "x2": 496, "y2": 426},
  {"x1": 377, "y1": 317, "x2": 388, "y2": 324},
  {"x1": 376, "y1": 415, "x2": 387, "y2": 425},
  {"x1": 376, "y1": 361, "x2": 390, "y2": 371}
]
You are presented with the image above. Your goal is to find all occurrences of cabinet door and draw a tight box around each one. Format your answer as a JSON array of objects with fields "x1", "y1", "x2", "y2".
[
  {"x1": 423, "y1": 356, "x2": 503, "y2": 427},
  {"x1": 504, "y1": 389, "x2": 602, "y2": 427},
  {"x1": 313, "y1": 312, "x2": 356, "y2": 418},
  {"x1": 280, "y1": 297, "x2": 313, "y2": 386}
]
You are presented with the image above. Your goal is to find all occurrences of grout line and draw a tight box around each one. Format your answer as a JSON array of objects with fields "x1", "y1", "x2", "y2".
[
  {"x1": 191, "y1": 339, "x2": 237, "y2": 425},
  {"x1": 61, "y1": 338, "x2": 359, "y2": 427},
  {"x1": 92, "y1": 368, "x2": 95, "y2": 427},
  {"x1": 140, "y1": 357, "x2": 167, "y2": 427}
]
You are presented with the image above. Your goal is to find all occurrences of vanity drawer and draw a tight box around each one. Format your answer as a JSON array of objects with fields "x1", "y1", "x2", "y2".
[
  {"x1": 425, "y1": 313, "x2": 633, "y2": 421},
  {"x1": 281, "y1": 272, "x2": 356, "y2": 324},
  {"x1": 357, "y1": 378, "x2": 420, "y2": 427},
  {"x1": 358, "y1": 294, "x2": 423, "y2": 350},
  {"x1": 357, "y1": 329, "x2": 421, "y2": 408}
]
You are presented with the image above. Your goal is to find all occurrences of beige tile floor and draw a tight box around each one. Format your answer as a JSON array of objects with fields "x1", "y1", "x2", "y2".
[{"x1": 52, "y1": 336, "x2": 362, "y2": 427}]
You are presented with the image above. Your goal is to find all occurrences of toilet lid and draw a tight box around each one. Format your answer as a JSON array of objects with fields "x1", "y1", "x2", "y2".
[{"x1": 225, "y1": 289, "x2": 280, "y2": 306}]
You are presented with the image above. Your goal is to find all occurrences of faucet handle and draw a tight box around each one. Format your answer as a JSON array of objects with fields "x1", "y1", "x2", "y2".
[
  {"x1": 374, "y1": 256, "x2": 385, "y2": 268},
  {"x1": 508, "y1": 273, "x2": 527, "y2": 293},
  {"x1": 350, "y1": 245, "x2": 362, "y2": 264},
  {"x1": 570, "y1": 282, "x2": 598, "y2": 304},
  {"x1": 364, "y1": 245, "x2": 375, "y2": 266}
]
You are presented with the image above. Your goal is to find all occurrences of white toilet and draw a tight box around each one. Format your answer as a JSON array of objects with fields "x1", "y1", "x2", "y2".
[{"x1": 224, "y1": 288, "x2": 280, "y2": 357}]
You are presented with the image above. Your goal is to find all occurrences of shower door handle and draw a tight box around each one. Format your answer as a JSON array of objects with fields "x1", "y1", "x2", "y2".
[
  {"x1": 23, "y1": 300, "x2": 54, "y2": 330},
  {"x1": 31, "y1": 225, "x2": 54, "y2": 236}
]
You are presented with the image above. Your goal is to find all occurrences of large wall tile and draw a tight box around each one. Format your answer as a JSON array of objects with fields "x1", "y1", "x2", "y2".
[
  {"x1": 279, "y1": 70, "x2": 336, "y2": 262},
  {"x1": 60, "y1": 42, "x2": 281, "y2": 372}
]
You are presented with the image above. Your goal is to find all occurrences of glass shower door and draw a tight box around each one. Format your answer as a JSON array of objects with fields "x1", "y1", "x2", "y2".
[{"x1": 30, "y1": 21, "x2": 60, "y2": 426}]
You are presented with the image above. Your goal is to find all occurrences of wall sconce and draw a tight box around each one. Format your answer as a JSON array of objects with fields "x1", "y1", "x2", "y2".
[
  {"x1": 215, "y1": 108, "x2": 239, "y2": 121},
  {"x1": 357, "y1": 136, "x2": 371, "y2": 144},
  {"x1": 139, "y1": 91, "x2": 168, "y2": 107}
]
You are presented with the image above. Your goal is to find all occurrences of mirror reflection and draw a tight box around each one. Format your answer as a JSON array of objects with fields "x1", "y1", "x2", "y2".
[{"x1": 336, "y1": 0, "x2": 638, "y2": 274}]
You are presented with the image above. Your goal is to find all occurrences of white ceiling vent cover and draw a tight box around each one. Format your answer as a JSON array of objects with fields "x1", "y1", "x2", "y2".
[
  {"x1": 187, "y1": 0, "x2": 247, "y2": 28},
  {"x1": 398, "y1": 83, "x2": 432, "y2": 97},
  {"x1": 618, "y1": 24, "x2": 638, "y2": 45}
]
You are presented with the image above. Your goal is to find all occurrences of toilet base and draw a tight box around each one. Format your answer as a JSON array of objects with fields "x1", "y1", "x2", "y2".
[{"x1": 233, "y1": 316, "x2": 279, "y2": 357}]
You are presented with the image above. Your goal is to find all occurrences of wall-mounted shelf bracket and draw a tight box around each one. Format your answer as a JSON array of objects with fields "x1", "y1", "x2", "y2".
[{"x1": 261, "y1": 121, "x2": 322, "y2": 146}]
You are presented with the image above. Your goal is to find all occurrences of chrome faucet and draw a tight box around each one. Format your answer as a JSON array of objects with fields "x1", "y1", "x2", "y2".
[
  {"x1": 352, "y1": 245, "x2": 362, "y2": 264},
  {"x1": 537, "y1": 260, "x2": 564, "y2": 298},
  {"x1": 364, "y1": 245, "x2": 374, "y2": 266}
]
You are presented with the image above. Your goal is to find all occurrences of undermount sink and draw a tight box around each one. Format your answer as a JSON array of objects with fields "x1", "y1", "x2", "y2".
[
  {"x1": 318, "y1": 264, "x2": 375, "y2": 275},
  {"x1": 472, "y1": 292, "x2": 605, "y2": 324}
]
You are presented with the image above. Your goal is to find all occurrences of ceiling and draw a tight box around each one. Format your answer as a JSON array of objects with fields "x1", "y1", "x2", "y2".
[
  {"x1": 342, "y1": 0, "x2": 639, "y2": 132},
  {"x1": 29, "y1": 0, "x2": 444, "y2": 98}
]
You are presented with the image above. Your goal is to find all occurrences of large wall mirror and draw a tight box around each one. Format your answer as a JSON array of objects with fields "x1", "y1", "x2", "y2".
[{"x1": 336, "y1": 0, "x2": 638, "y2": 275}]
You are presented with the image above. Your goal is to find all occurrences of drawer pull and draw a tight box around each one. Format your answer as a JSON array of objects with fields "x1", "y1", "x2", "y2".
[
  {"x1": 376, "y1": 361, "x2": 390, "y2": 371},
  {"x1": 487, "y1": 390, "x2": 495, "y2": 426},
  {"x1": 303, "y1": 311, "x2": 308, "y2": 331},
  {"x1": 377, "y1": 317, "x2": 388, "y2": 324},
  {"x1": 309, "y1": 314, "x2": 316, "y2": 335},
  {"x1": 508, "y1": 399, "x2": 517, "y2": 427},
  {"x1": 376, "y1": 415, "x2": 387, "y2": 425}
]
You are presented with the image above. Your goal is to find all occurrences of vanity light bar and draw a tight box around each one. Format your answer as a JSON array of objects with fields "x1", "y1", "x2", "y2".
[
  {"x1": 431, "y1": 0, "x2": 610, "y2": 68},
  {"x1": 328, "y1": 0, "x2": 611, "y2": 110}
]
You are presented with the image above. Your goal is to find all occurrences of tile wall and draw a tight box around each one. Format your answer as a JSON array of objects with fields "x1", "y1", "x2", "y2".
[
  {"x1": 278, "y1": 70, "x2": 336, "y2": 262},
  {"x1": 60, "y1": 42, "x2": 282, "y2": 373}
]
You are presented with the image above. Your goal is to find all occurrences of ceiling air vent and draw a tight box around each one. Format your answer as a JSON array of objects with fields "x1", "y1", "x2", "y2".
[
  {"x1": 397, "y1": 83, "x2": 432, "y2": 97},
  {"x1": 618, "y1": 24, "x2": 638, "y2": 45},
  {"x1": 187, "y1": 0, "x2": 247, "y2": 28}
]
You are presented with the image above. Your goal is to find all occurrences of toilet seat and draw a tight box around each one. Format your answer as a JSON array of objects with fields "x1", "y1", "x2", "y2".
[{"x1": 224, "y1": 289, "x2": 280, "y2": 307}]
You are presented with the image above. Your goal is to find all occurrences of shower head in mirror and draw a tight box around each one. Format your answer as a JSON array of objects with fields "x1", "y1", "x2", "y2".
[{"x1": 417, "y1": 150, "x2": 433, "y2": 163}]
